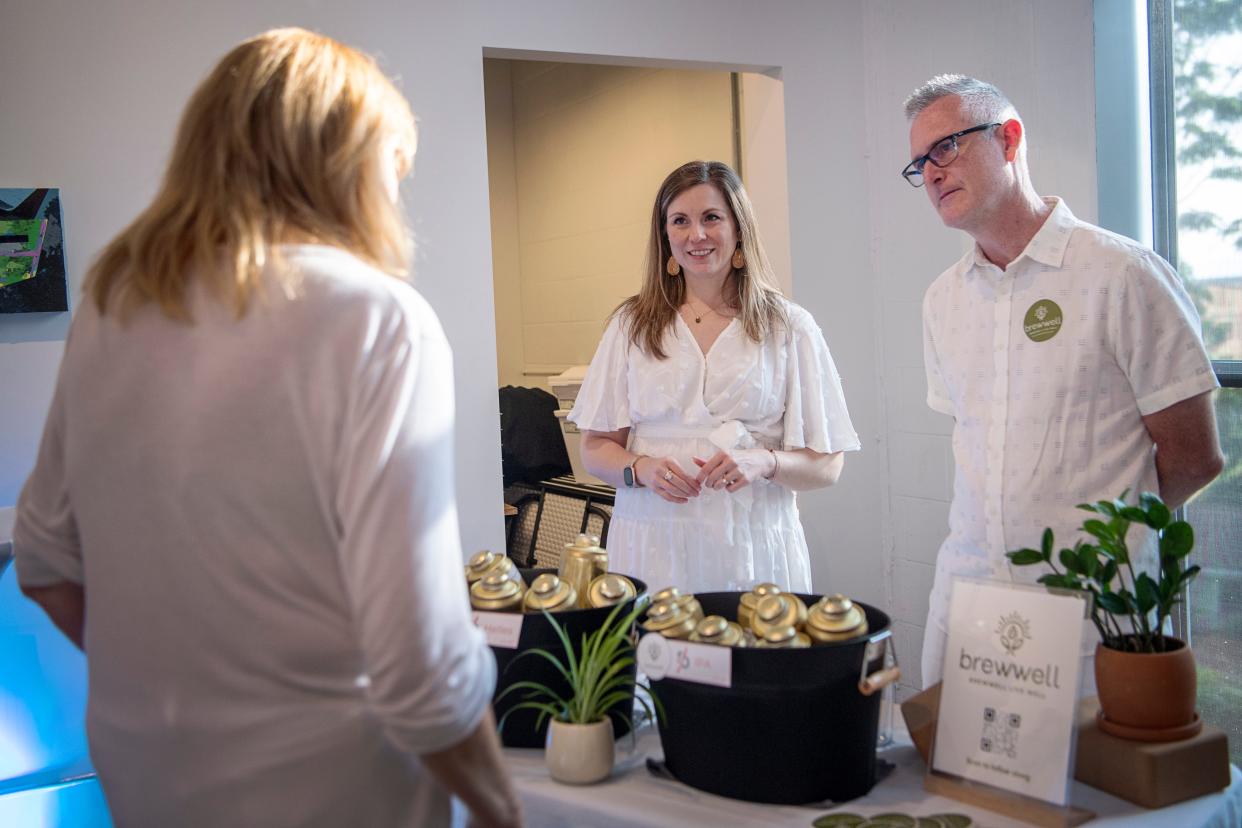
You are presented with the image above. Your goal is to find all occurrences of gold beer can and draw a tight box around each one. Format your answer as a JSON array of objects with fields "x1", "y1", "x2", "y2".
[
  {"x1": 756, "y1": 625, "x2": 811, "y2": 648},
  {"x1": 651, "y1": 586, "x2": 682, "y2": 605},
  {"x1": 559, "y1": 534, "x2": 608, "y2": 608},
  {"x1": 689, "y1": 615, "x2": 747, "y2": 647},
  {"x1": 750, "y1": 594, "x2": 809, "y2": 639},
  {"x1": 805, "y1": 594, "x2": 869, "y2": 643},
  {"x1": 586, "y1": 573, "x2": 637, "y2": 608},
  {"x1": 640, "y1": 600, "x2": 697, "y2": 639},
  {"x1": 470, "y1": 570, "x2": 525, "y2": 612},
  {"x1": 465, "y1": 550, "x2": 516, "y2": 585},
  {"x1": 522, "y1": 573, "x2": 578, "y2": 613},
  {"x1": 673, "y1": 593, "x2": 704, "y2": 622},
  {"x1": 738, "y1": 582, "x2": 782, "y2": 630}
]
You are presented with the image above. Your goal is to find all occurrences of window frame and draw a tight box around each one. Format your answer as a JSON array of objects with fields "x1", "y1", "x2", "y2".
[{"x1": 1147, "y1": 0, "x2": 1242, "y2": 643}]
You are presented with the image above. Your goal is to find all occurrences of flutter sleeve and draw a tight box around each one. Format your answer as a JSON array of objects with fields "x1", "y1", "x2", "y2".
[
  {"x1": 567, "y1": 313, "x2": 633, "y2": 432},
  {"x1": 781, "y1": 305, "x2": 861, "y2": 454}
]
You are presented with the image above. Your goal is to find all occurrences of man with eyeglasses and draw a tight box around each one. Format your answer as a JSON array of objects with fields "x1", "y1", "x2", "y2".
[{"x1": 903, "y1": 74, "x2": 1224, "y2": 689}]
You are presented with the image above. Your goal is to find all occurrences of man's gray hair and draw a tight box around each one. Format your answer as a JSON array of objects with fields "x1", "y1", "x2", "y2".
[{"x1": 903, "y1": 74, "x2": 1017, "y2": 123}]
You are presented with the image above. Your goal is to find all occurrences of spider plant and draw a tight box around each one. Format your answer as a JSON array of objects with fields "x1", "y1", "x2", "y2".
[{"x1": 496, "y1": 599, "x2": 662, "y2": 734}]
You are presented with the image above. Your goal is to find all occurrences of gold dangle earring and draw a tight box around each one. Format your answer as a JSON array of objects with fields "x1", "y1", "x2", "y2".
[
  {"x1": 667, "y1": 255, "x2": 682, "y2": 276},
  {"x1": 731, "y1": 247, "x2": 746, "y2": 269}
]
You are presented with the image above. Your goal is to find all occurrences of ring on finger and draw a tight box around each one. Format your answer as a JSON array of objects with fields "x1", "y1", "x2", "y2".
[{"x1": 663, "y1": 469, "x2": 674, "y2": 482}]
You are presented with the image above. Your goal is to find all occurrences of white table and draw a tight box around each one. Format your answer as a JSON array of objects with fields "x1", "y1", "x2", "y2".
[{"x1": 502, "y1": 724, "x2": 1242, "y2": 827}]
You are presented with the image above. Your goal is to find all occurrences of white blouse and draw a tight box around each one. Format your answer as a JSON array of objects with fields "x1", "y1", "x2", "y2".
[{"x1": 15, "y1": 246, "x2": 494, "y2": 828}]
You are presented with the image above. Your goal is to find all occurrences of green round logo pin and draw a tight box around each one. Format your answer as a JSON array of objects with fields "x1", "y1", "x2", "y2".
[{"x1": 1023, "y1": 299, "x2": 1063, "y2": 342}]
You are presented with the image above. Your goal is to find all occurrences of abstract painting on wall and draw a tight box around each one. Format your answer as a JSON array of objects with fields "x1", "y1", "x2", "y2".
[{"x1": 0, "y1": 188, "x2": 68, "y2": 314}]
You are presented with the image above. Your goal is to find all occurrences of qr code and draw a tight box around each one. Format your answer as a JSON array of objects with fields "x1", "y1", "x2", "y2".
[{"x1": 979, "y1": 707, "x2": 1020, "y2": 758}]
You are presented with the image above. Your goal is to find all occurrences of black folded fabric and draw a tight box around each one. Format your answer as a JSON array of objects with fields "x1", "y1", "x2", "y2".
[{"x1": 499, "y1": 385, "x2": 572, "y2": 486}]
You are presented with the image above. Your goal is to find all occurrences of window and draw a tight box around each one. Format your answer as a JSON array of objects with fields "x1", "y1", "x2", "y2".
[{"x1": 1150, "y1": 0, "x2": 1242, "y2": 764}]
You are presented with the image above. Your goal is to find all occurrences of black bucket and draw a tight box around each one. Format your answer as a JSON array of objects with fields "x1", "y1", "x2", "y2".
[
  {"x1": 649, "y1": 592, "x2": 893, "y2": 804},
  {"x1": 491, "y1": 569, "x2": 648, "y2": 748}
]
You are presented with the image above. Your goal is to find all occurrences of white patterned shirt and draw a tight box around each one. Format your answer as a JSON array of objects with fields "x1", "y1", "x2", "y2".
[{"x1": 922, "y1": 198, "x2": 1218, "y2": 636}]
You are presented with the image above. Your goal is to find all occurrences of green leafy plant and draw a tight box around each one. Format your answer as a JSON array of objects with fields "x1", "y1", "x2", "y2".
[
  {"x1": 496, "y1": 600, "x2": 662, "y2": 732},
  {"x1": 1006, "y1": 490, "x2": 1197, "y2": 653}
]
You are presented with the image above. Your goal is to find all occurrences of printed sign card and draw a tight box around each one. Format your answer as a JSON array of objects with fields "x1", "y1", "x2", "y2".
[
  {"x1": 932, "y1": 578, "x2": 1088, "y2": 806},
  {"x1": 637, "y1": 632, "x2": 732, "y2": 688},
  {"x1": 472, "y1": 611, "x2": 523, "y2": 649}
]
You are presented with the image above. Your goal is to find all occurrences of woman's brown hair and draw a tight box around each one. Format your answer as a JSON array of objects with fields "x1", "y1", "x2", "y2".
[{"x1": 616, "y1": 160, "x2": 786, "y2": 358}]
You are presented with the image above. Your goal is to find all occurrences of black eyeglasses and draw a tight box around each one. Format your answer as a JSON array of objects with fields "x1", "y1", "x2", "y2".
[{"x1": 901, "y1": 122, "x2": 1002, "y2": 187}]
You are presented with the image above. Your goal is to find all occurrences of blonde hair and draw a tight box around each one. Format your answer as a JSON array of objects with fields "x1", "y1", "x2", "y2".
[
  {"x1": 617, "y1": 160, "x2": 786, "y2": 359},
  {"x1": 87, "y1": 27, "x2": 417, "y2": 321}
]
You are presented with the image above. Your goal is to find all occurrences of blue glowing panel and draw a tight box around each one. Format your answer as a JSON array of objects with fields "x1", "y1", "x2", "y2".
[{"x1": 0, "y1": 777, "x2": 112, "y2": 827}]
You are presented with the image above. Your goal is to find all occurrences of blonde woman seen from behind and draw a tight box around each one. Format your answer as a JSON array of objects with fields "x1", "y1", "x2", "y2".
[{"x1": 14, "y1": 28, "x2": 521, "y2": 828}]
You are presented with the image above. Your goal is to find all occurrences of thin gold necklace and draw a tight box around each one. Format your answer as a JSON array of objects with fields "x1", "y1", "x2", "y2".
[{"x1": 685, "y1": 297, "x2": 729, "y2": 324}]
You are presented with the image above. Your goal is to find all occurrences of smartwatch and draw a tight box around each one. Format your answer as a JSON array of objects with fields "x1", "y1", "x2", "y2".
[{"x1": 623, "y1": 456, "x2": 644, "y2": 488}]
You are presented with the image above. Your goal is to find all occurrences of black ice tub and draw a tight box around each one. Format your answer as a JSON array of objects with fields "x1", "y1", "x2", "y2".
[
  {"x1": 490, "y1": 569, "x2": 648, "y2": 748},
  {"x1": 648, "y1": 592, "x2": 896, "y2": 804}
]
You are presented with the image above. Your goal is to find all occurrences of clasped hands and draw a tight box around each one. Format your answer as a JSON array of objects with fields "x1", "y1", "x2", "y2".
[{"x1": 638, "y1": 449, "x2": 775, "y2": 504}]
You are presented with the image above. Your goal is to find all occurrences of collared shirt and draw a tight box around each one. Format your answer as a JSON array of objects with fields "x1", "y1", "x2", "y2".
[{"x1": 922, "y1": 198, "x2": 1218, "y2": 634}]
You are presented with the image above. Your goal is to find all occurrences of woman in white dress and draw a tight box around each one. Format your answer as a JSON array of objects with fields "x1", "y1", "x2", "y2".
[{"x1": 570, "y1": 161, "x2": 860, "y2": 593}]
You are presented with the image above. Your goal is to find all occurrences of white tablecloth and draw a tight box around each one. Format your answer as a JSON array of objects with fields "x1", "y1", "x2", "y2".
[{"x1": 499, "y1": 725, "x2": 1242, "y2": 827}]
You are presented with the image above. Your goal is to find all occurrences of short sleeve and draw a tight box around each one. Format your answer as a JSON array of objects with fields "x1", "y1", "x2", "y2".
[
  {"x1": 781, "y1": 306, "x2": 861, "y2": 453},
  {"x1": 568, "y1": 314, "x2": 632, "y2": 432},
  {"x1": 14, "y1": 346, "x2": 83, "y2": 588},
  {"x1": 1111, "y1": 251, "x2": 1218, "y2": 416},
  {"x1": 923, "y1": 288, "x2": 954, "y2": 415}
]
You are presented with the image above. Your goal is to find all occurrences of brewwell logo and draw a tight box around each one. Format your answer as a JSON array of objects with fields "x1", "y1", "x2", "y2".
[
  {"x1": 1023, "y1": 299, "x2": 1063, "y2": 342},
  {"x1": 995, "y1": 612, "x2": 1031, "y2": 655}
]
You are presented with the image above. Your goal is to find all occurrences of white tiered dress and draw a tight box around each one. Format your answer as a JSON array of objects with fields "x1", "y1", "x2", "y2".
[{"x1": 568, "y1": 300, "x2": 860, "y2": 593}]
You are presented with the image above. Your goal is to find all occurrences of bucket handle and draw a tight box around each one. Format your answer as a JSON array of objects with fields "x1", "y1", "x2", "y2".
[{"x1": 857, "y1": 629, "x2": 901, "y2": 697}]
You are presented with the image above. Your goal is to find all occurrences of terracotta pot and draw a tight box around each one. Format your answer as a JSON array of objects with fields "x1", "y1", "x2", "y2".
[
  {"x1": 545, "y1": 718, "x2": 614, "y2": 784},
  {"x1": 1094, "y1": 637, "x2": 1200, "y2": 741}
]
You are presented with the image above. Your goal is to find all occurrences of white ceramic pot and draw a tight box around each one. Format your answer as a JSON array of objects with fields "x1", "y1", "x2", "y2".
[{"x1": 545, "y1": 718, "x2": 614, "y2": 784}]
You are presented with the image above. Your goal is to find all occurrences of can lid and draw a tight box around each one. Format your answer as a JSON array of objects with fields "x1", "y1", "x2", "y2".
[
  {"x1": 756, "y1": 594, "x2": 790, "y2": 624},
  {"x1": 651, "y1": 586, "x2": 682, "y2": 604},
  {"x1": 642, "y1": 599, "x2": 692, "y2": 633},
  {"x1": 674, "y1": 594, "x2": 703, "y2": 618},
  {"x1": 807, "y1": 593, "x2": 866, "y2": 634},
  {"x1": 465, "y1": 550, "x2": 503, "y2": 582},
  {"x1": 588, "y1": 573, "x2": 636, "y2": 607},
  {"x1": 473, "y1": 570, "x2": 522, "y2": 600},
  {"x1": 564, "y1": 533, "x2": 604, "y2": 554},
  {"x1": 758, "y1": 625, "x2": 811, "y2": 648},
  {"x1": 764, "y1": 625, "x2": 798, "y2": 645},
  {"x1": 524, "y1": 573, "x2": 577, "y2": 611},
  {"x1": 698, "y1": 615, "x2": 729, "y2": 637},
  {"x1": 470, "y1": 570, "x2": 525, "y2": 610}
]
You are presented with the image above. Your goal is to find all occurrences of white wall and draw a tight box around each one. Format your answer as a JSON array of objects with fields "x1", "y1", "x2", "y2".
[
  {"x1": 487, "y1": 60, "x2": 734, "y2": 386},
  {"x1": 740, "y1": 73, "x2": 794, "y2": 297},
  {"x1": 0, "y1": 0, "x2": 1098, "y2": 689},
  {"x1": 485, "y1": 59, "x2": 527, "y2": 391}
]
